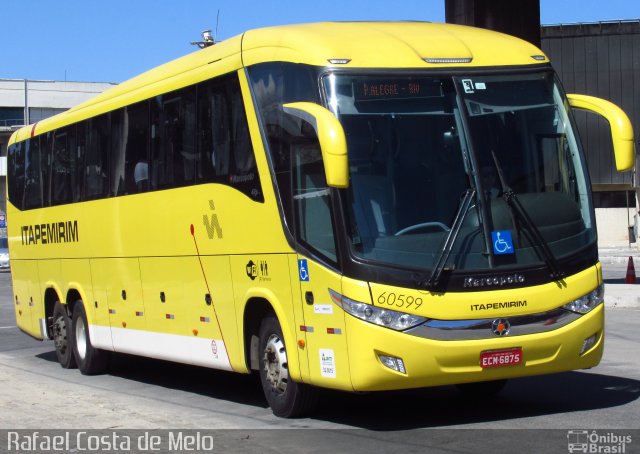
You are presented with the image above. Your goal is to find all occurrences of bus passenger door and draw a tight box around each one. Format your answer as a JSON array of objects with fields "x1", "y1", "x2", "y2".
[
  {"x1": 292, "y1": 143, "x2": 352, "y2": 390},
  {"x1": 296, "y1": 256, "x2": 351, "y2": 390}
]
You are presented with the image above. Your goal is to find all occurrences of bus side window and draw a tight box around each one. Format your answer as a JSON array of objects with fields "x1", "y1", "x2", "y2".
[
  {"x1": 230, "y1": 85, "x2": 256, "y2": 179},
  {"x1": 198, "y1": 79, "x2": 231, "y2": 182},
  {"x1": 292, "y1": 132, "x2": 337, "y2": 262},
  {"x1": 51, "y1": 126, "x2": 76, "y2": 206},
  {"x1": 111, "y1": 110, "x2": 126, "y2": 196},
  {"x1": 23, "y1": 137, "x2": 43, "y2": 209},
  {"x1": 197, "y1": 73, "x2": 261, "y2": 201},
  {"x1": 152, "y1": 87, "x2": 196, "y2": 190},
  {"x1": 211, "y1": 92, "x2": 231, "y2": 176},
  {"x1": 84, "y1": 114, "x2": 110, "y2": 200},
  {"x1": 7, "y1": 142, "x2": 26, "y2": 210},
  {"x1": 75, "y1": 122, "x2": 87, "y2": 202},
  {"x1": 124, "y1": 101, "x2": 150, "y2": 194}
]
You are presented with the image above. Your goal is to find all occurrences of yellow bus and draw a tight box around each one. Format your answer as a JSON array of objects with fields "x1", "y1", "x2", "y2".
[{"x1": 7, "y1": 22, "x2": 635, "y2": 417}]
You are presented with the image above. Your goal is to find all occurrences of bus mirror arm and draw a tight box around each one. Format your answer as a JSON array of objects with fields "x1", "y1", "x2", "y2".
[
  {"x1": 567, "y1": 94, "x2": 636, "y2": 172},
  {"x1": 283, "y1": 102, "x2": 349, "y2": 188}
]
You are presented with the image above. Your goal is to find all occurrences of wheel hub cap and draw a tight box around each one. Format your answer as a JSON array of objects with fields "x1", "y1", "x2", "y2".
[
  {"x1": 53, "y1": 316, "x2": 67, "y2": 352},
  {"x1": 263, "y1": 334, "x2": 288, "y2": 394}
]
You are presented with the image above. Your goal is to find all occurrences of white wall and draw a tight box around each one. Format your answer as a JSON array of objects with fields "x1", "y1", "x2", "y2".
[{"x1": 596, "y1": 207, "x2": 639, "y2": 248}]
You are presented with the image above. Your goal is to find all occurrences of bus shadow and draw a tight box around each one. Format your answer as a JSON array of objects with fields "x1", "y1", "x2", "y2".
[
  {"x1": 104, "y1": 352, "x2": 268, "y2": 409},
  {"x1": 36, "y1": 350, "x2": 59, "y2": 363},
  {"x1": 35, "y1": 350, "x2": 268, "y2": 409},
  {"x1": 313, "y1": 371, "x2": 640, "y2": 429},
  {"x1": 34, "y1": 350, "x2": 640, "y2": 428}
]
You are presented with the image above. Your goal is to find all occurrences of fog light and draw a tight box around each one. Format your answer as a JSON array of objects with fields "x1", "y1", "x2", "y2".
[
  {"x1": 580, "y1": 333, "x2": 597, "y2": 355},
  {"x1": 379, "y1": 355, "x2": 406, "y2": 374}
]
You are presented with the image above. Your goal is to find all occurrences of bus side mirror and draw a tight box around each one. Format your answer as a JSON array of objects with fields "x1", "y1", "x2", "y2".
[
  {"x1": 283, "y1": 102, "x2": 349, "y2": 188},
  {"x1": 567, "y1": 94, "x2": 636, "y2": 172}
]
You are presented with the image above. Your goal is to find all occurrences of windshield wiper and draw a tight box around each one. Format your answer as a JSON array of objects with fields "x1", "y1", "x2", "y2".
[
  {"x1": 491, "y1": 151, "x2": 565, "y2": 281},
  {"x1": 423, "y1": 188, "x2": 476, "y2": 289}
]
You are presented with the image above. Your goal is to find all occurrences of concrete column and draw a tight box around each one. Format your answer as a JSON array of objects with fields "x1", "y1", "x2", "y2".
[
  {"x1": 23, "y1": 79, "x2": 29, "y2": 125},
  {"x1": 445, "y1": 0, "x2": 541, "y2": 48}
]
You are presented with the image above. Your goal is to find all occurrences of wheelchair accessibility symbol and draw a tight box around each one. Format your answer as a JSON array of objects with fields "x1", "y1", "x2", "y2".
[
  {"x1": 491, "y1": 230, "x2": 514, "y2": 255},
  {"x1": 298, "y1": 259, "x2": 310, "y2": 282}
]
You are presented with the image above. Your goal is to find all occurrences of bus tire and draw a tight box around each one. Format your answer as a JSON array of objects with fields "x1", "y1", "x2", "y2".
[
  {"x1": 52, "y1": 301, "x2": 77, "y2": 369},
  {"x1": 71, "y1": 301, "x2": 110, "y2": 375},
  {"x1": 258, "y1": 313, "x2": 318, "y2": 418},
  {"x1": 456, "y1": 379, "x2": 507, "y2": 398}
]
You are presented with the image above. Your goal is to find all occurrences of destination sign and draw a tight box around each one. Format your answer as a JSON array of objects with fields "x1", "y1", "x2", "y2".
[{"x1": 354, "y1": 78, "x2": 442, "y2": 101}]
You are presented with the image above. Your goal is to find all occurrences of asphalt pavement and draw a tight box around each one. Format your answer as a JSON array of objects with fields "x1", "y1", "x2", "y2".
[{"x1": 0, "y1": 252, "x2": 638, "y2": 454}]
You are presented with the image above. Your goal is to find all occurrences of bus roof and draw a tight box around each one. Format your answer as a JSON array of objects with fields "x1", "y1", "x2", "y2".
[
  {"x1": 241, "y1": 21, "x2": 546, "y2": 68},
  {"x1": 10, "y1": 21, "x2": 547, "y2": 144}
]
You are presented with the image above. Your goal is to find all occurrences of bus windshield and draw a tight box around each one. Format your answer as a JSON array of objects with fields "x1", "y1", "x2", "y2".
[{"x1": 324, "y1": 71, "x2": 595, "y2": 272}]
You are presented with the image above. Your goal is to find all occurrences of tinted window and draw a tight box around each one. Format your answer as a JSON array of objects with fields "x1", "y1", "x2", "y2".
[
  {"x1": 24, "y1": 137, "x2": 43, "y2": 209},
  {"x1": 7, "y1": 142, "x2": 25, "y2": 209},
  {"x1": 51, "y1": 126, "x2": 77, "y2": 206},
  {"x1": 197, "y1": 74, "x2": 261, "y2": 201},
  {"x1": 248, "y1": 63, "x2": 321, "y2": 224},
  {"x1": 84, "y1": 114, "x2": 110, "y2": 200},
  {"x1": 111, "y1": 110, "x2": 126, "y2": 196},
  {"x1": 151, "y1": 87, "x2": 196, "y2": 189},
  {"x1": 125, "y1": 101, "x2": 150, "y2": 193},
  {"x1": 74, "y1": 122, "x2": 87, "y2": 202},
  {"x1": 9, "y1": 70, "x2": 262, "y2": 209},
  {"x1": 293, "y1": 141, "x2": 336, "y2": 262}
]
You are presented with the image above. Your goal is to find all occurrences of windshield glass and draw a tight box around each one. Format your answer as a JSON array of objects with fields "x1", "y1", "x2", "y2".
[{"x1": 325, "y1": 71, "x2": 595, "y2": 272}]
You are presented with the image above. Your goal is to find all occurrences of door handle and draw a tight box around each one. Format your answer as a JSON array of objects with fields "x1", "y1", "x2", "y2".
[{"x1": 305, "y1": 291, "x2": 314, "y2": 305}]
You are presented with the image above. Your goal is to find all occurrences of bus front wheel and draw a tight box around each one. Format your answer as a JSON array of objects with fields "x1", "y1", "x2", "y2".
[
  {"x1": 71, "y1": 301, "x2": 110, "y2": 375},
  {"x1": 52, "y1": 301, "x2": 77, "y2": 369},
  {"x1": 258, "y1": 313, "x2": 318, "y2": 418}
]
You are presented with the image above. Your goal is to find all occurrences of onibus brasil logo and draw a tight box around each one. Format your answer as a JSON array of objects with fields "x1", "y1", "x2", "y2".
[{"x1": 567, "y1": 430, "x2": 632, "y2": 453}]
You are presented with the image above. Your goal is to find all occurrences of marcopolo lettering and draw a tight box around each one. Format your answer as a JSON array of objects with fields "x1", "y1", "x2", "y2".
[
  {"x1": 463, "y1": 273, "x2": 525, "y2": 288},
  {"x1": 20, "y1": 220, "x2": 79, "y2": 246}
]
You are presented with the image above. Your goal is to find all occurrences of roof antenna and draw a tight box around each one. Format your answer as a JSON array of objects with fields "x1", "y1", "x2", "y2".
[
  {"x1": 191, "y1": 29, "x2": 215, "y2": 48},
  {"x1": 191, "y1": 11, "x2": 219, "y2": 50},
  {"x1": 214, "y1": 9, "x2": 220, "y2": 43},
  {"x1": 190, "y1": 10, "x2": 219, "y2": 49}
]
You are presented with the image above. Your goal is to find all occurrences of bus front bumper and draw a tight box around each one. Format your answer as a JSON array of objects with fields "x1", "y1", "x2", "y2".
[{"x1": 345, "y1": 304, "x2": 604, "y2": 391}]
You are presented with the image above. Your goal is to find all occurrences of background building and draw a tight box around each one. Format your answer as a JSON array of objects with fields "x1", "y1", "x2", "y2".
[
  {"x1": 541, "y1": 20, "x2": 640, "y2": 247},
  {"x1": 2, "y1": 18, "x2": 639, "y2": 247},
  {"x1": 0, "y1": 79, "x2": 116, "y2": 226}
]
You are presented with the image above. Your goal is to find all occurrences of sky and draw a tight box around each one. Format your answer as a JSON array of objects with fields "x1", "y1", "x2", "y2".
[{"x1": 1, "y1": 0, "x2": 638, "y2": 83}]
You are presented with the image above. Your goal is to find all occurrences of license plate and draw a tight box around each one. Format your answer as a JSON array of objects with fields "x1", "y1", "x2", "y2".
[{"x1": 480, "y1": 348, "x2": 523, "y2": 368}]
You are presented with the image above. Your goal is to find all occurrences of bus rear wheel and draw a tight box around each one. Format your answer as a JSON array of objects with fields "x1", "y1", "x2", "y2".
[
  {"x1": 52, "y1": 301, "x2": 76, "y2": 369},
  {"x1": 71, "y1": 301, "x2": 110, "y2": 375},
  {"x1": 258, "y1": 313, "x2": 318, "y2": 418}
]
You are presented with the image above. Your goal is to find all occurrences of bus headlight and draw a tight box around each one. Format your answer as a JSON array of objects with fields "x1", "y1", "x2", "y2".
[
  {"x1": 329, "y1": 289, "x2": 426, "y2": 331},
  {"x1": 562, "y1": 284, "x2": 604, "y2": 314}
]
